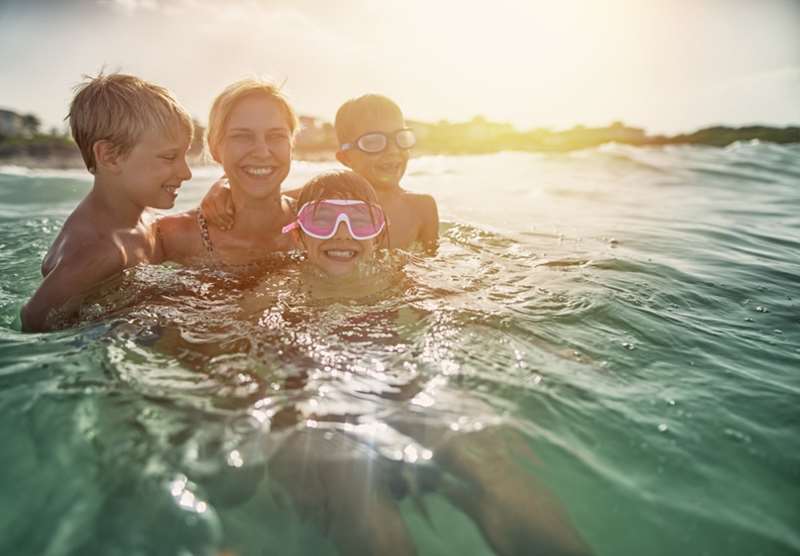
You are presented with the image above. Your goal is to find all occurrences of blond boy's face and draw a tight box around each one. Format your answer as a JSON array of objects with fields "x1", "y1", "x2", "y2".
[
  {"x1": 118, "y1": 128, "x2": 192, "y2": 209},
  {"x1": 219, "y1": 95, "x2": 292, "y2": 201},
  {"x1": 338, "y1": 111, "x2": 409, "y2": 190}
]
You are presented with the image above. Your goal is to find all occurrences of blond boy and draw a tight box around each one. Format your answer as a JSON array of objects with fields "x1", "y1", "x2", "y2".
[
  {"x1": 202, "y1": 94, "x2": 439, "y2": 250},
  {"x1": 21, "y1": 73, "x2": 193, "y2": 332}
]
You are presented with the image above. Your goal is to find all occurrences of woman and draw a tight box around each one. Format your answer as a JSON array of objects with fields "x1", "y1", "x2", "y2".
[{"x1": 157, "y1": 79, "x2": 298, "y2": 266}]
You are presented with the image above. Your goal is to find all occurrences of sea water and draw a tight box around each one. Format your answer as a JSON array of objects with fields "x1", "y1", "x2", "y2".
[{"x1": 0, "y1": 143, "x2": 798, "y2": 555}]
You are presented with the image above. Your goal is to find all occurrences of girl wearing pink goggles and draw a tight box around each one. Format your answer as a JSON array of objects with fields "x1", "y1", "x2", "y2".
[
  {"x1": 282, "y1": 171, "x2": 388, "y2": 278},
  {"x1": 282, "y1": 199, "x2": 386, "y2": 240}
]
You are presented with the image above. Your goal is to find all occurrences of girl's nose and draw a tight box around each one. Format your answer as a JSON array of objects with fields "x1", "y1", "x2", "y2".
[{"x1": 332, "y1": 221, "x2": 352, "y2": 240}]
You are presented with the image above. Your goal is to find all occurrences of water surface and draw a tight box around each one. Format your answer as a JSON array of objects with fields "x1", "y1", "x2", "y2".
[{"x1": 1, "y1": 143, "x2": 798, "y2": 555}]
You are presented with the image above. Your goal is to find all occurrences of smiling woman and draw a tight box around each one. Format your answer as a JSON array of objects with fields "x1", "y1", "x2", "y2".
[{"x1": 156, "y1": 78, "x2": 300, "y2": 267}]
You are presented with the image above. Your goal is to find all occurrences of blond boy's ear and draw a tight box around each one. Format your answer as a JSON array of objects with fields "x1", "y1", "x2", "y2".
[
  {"x1": 335, "y1": 149, "x2": 352, "y2": 169},
  {"x1": 92, "y1": 140, "x2": 123, "y2": 175}
]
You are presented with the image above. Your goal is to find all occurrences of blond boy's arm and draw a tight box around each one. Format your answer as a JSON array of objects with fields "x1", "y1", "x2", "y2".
[{"x1": 21, "y1": 244, "x2": 124, "y2": 332}]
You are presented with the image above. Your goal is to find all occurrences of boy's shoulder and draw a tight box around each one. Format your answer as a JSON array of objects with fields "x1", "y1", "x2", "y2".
[
  {"x1": 397, "y1": 190, "x2": 438, "y2": 225},
  {"x1": 389, "y1": 188, "x2": 437, "y2": 212},
  {"x1": 403, "y1": 190, "x2": 437, "y2": 210},
  {"x1": 383, "y1": 188, "x2": 439, "y2": 248}
]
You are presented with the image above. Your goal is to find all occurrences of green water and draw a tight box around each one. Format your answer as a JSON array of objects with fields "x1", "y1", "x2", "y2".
[{"x1": 1, "y1": 143, "x2": 798, "y2": 555}]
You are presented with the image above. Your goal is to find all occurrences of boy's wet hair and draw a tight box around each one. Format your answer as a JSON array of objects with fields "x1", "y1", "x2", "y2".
[
  {"x1": 206, "y1": 78, "x2": 299, "y2": 164},
  {"x1": 334, "y1": 94, "x2": 404, "y2": 145},
  {"x1": 68, "y1": 72, "x2": 193, "y2": 174}
]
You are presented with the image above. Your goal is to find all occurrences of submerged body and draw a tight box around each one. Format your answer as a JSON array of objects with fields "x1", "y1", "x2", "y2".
[{"x1": 8, "y1": 145, "x2": 799, "y2": 555}]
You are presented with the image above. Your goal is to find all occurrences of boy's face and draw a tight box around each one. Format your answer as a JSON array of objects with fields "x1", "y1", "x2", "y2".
[
  {"x1": 338, "y1": 111, "x2": 408, "y2": 190},
  {"x1": 219, "y1": 95, "x2": 292, "y2": 200},
  {"x1": 118, "y1": 127, "x2": 192, "y2": 209},
  {"x1": 302, "y1": 222, "x2": 377, "y2": 277}
]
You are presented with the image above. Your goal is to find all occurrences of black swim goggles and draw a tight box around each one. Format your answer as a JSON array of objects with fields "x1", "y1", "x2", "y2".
[{"x1": 341, "y1": 129, "x2": 416, "y2": 154}]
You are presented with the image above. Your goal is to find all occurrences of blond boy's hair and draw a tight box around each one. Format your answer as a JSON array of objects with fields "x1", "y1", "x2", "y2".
[
  {"x1": 68, "y1": 72, "x2": 193, "y2": 173},
  {"x1": 206, "y1": 78, "x2": 299, "y2": 164},
  {"x1": 334, "y1": 94, "x2": 404, "y2": 145}
]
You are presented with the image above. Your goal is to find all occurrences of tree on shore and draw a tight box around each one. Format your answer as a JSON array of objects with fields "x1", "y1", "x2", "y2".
[{"x1": 22, "y1": 114, "x2": 41, "y2": 136}]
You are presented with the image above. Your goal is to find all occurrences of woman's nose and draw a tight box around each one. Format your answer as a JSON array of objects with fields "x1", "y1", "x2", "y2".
[{"x1": 252, "y1": 138, "x2": 271, "y2": 158}]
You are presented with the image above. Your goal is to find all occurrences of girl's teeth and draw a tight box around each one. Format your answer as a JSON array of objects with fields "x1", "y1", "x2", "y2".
[{"x1": 325, "y1": 250, "x2": 356, "y2": 259}]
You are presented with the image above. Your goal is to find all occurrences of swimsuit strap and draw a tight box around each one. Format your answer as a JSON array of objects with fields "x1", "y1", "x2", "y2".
[{"x1": 196, "y1": 211, "x2": 215, "y2": 256}]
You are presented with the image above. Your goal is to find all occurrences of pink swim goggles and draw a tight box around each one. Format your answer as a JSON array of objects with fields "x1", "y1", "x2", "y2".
[{"x1": 281, "y1": 199, "x2": 386, "y2": 240}]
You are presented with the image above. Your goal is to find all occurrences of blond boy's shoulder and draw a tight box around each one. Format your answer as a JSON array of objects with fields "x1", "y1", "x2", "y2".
[{"x1": 42, "y1": 205, "x2": 119, "y2": 276}]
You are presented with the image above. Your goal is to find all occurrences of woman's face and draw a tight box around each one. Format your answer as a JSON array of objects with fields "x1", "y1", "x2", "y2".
[
  {"x1": 219, "y1": 94, "x2": 292, "y2": 201},
  {"x1": 302, "y1": 220, "x2": 378, "y2": 277}
]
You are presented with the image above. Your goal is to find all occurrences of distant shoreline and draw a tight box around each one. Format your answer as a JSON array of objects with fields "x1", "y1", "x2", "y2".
[{"x1": 2, "y1": 123, "x2": 798, "y2": 171}]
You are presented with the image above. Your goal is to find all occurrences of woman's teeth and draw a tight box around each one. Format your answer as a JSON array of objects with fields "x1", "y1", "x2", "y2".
[
  {"x1": 163, "y1": 185, "x2": 179, "y2": 195},
  {"x1": 244, "y1": 166, "x2": 275, "y2": 176}
]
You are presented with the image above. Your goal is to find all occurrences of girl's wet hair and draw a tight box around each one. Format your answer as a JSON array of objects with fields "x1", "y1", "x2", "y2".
[
  {"x1": 296, "y1": 170, "x2": 389, "y2": 244},
  {"x1": 297, "y1": 170, "x2": 378, "y2": 206}
]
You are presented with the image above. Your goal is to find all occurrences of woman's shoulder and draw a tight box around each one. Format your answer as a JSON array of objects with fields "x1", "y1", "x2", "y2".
[{"x1": 158, "y1": 208, "x2": 200, "y2": 230}]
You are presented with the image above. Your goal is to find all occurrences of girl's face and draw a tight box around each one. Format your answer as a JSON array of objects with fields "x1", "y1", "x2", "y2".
[
  {"x1": 219, "y1": 94, "x2": 292, "y2": 201},
  {"x1": 302, "y1": 220, "x2": 378, "y2": 277}
]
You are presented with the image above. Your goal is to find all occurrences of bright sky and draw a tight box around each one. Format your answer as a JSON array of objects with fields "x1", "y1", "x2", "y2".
[{"x1": 1, "y1": 0, "x2": 798, "y2": 134}]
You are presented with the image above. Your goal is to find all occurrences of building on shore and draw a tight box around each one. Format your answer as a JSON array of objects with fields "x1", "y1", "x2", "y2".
[
  {"x1": 0, "y1": 109, "x2": 28, "y2": 138},
  {"x1": 295, "y1": 115, "x2": 337, "y2": 151}
]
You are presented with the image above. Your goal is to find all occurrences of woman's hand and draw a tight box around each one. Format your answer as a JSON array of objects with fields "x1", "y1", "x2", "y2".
[{"x1": 200, "y1": 176, "x2": 235, "y2": 230}]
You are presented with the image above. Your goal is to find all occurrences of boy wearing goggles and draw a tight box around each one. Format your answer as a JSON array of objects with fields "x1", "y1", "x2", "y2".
[
  {"x1": 201, "y1": 94, "x2": 439, "y2": 251},
  {"x1": 333, "y1": 94, "x2": 438, "y2": 251}
]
